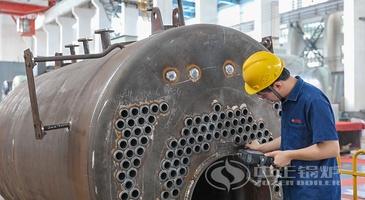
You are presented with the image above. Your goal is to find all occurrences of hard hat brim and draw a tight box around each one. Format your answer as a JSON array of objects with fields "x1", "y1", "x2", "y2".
[{"x1": 244, "y1": 83, "x2": 258, "y2": 95}]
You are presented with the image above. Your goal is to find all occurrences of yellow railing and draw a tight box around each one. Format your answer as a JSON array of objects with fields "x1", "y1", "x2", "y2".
[{"x1": 338, "y1": 149, "x2": 365, "y2": 200}]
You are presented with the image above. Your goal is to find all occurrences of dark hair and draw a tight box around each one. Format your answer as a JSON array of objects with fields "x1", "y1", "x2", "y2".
[{"x1": 259, "y1": 68, "x2": 290, "y2": 92}]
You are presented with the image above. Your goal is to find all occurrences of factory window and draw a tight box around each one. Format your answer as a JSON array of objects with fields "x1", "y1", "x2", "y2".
[
  {"x1": 304, "y1": 49, "x2": 323, "y2": 68},
  {"x1": 303, "y1": 21, "x2": 324, "y2": 39},
  {"x1": 279, "y1": 25, "x2": 289, "y2": 44}
]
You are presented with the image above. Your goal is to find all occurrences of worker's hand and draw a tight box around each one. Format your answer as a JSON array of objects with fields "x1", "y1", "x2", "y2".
[
  {"x1": 245, "y1": 139, "x2": 261, "y2": 151},
  {"x1": 265, "y1": 150, "x2": 291, "y2": 167}
]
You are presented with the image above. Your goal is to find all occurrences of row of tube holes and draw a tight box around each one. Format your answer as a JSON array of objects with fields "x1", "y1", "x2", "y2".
[
  {"x1": 158, "y1": 102, "x2": 274, "y2": 200},
  {"x1": 113, "y1": 101, "x2": 169, "y2": 200}
]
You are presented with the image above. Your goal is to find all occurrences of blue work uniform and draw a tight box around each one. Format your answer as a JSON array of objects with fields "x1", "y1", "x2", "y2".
[{"x1": 280, "y1": 76, "x2": 341, "y2": 200}]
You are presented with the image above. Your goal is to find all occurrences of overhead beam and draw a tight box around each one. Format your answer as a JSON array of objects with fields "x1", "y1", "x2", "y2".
[{"x1": 0, "y1": 1, "x2": 54, "y2": 16}]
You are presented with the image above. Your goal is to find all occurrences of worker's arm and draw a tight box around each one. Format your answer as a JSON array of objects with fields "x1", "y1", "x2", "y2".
[
  {"x1": 264, "y1": 140, "x2": 340, "y2": 167},
  {"x1": 245, "y1": 136, "x2": 281, "y2": 153}
]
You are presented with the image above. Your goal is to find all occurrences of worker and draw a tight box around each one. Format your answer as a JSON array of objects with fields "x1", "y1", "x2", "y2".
[{"x1": 242, "y1": 51, "x2": 341, "y2": 200}]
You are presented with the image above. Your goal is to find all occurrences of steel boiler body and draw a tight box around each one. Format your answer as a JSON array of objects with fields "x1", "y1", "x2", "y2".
[{"x1": 0, "y1": 24, "x2": 283, "y2": 200}]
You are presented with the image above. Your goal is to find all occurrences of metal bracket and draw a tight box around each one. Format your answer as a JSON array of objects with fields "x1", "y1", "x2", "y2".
[
  {"x1": 260, "y1": 36, "x2": 274, "y2": 53},
  {"x1": 23, "y1": 43, "x2": 125, "y2": 139},
  {"x1": 24, "y1": 49, "x2": 70, "y2": 139}
]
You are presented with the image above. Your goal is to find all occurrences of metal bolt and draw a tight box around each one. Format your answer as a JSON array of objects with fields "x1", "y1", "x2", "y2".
[
  {"x1": 225, "y1": 64, "x2": 235, "y2": 75},
  {"x1": 166, "y1": 70, "x2": 177, "y2": 82},
  {"x1": 189, "y1": 67, "x2": 200, "y2": 80}
]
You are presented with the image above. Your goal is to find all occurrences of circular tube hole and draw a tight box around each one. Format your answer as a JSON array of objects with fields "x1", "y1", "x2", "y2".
[
  {"x1": 237, "y1": 127, "x2": 243, "y2": 134},
  {"x1": 258, "y1": 121, "x2": 265, "y2": 129},
  {"x1": 264, "y1": 129, "x2": 270, "y2": 137},
  {"x1": 171, "y1": 188, "x2": 180, "y2": 197},
  {"x1": 166, "y1": 150, "x2": 175, "y2": 159},
  {"x1": 274, "y1": 102, "x2": 280, "y2": 110},
  {"x1": 205, "y1": 133, "x2": 212, "y2": 142},
  {"x1": 144, "y1": 125, "x2": 153, "y2": 135},
  {"x1": 184, "y1": 146, "x2": 193, "y2": 156},
  {"x1": 247, "y1": 115, "x2": 253, "y2": 123},
  {"x1": 234, "y1": 109, "x2": 241, "y2": 117},
  {"x1": 221, "y1": 130, "x2": 228, "y2": 138},
  {"x1": 162, "y1": 160, "x2": 171, "y2": 170},
  {"x1": 159, "y1": 170, "x2": 168, "y2": 181},
  {"x1": 249, "y1": 133, "x2": 256, "y2": 140},
  {"x1": 260, "y1": 138, "x2": 267, "y2": 144},
  {"x1": 210, "y1": 113, "x2": 218, "y2": 122},
  {"x1": 129, "y1": 106, "x2": 139, "y2": 117},
  {"x1": 119, "y1": 191, "x2": 129, "y2": 200},
  {"x1": 172, "y1": 158, "x2": 180, "y2": 167},
  {"x1": 148, "y1": 115, "x2": 156, "y2": 124},
  {"x1": 208, "y1": 123, "x2": 215, "y2": 132},
  {"x1": 118, "y1": 139, "x2": 128, "y2": 150},
  {"x1": 224, "y1": 120, "x2": 231, "y2": 128},
  {"x1": 274, "y1": 184, "x2": 281, "y2": 193},
  {"x1": 216, "y1": 122, "x2": 223, "y2": 130},
  {"x1": 123, "y1": 179, "x2": 134, "y2": 190},
  {"x1": 169, "y1": 168, "x2": 177, "y2": 179},
  {"x1": 139, "y1": 135, "x2": 149, "y2": 146},
  {"x1": 196, "y1": 134, "x2": 204, "y2": 143},
  {"x1": 188, "y1": 137, "x2": 196, "y2": 145},
  {"x1": 226, "y1": 110, "x2": 234, "y2": 119},
  {"x1": 133, "y1": 127, "x2": 143, "y2": 136},
  {"x1": 126, "y1": 118, "x2": 135, "y2": 128},
  {"x1": 178, "y1": 167, "x2": 188, "y2": 176},
  {"x1": 181, "y1": 128, "x2": 190, "y2": 137},
  {"x1": 202, "y1": 114, "x2": 210, "y2": 123},
  {"x1": 242, "y1": 108, "x2": 249, "y2": 116},
  {"x1": 127, "y1": 168, "x2": 137, "y2": 178},
  {"x1": 135, "y1": 146, "x2": 145, "y2": 157},
  {"x1": 256, "y1": 131, "x2": 263, "y2": 139},
  {"x1": 181, "y1": 156, "x2": 190, "y2": 166},
  {"x1": 130, "y1": 188, "x2": 140, "y2": 199},
  {"x1": 164, "y1": 180, "x2": 174, "y2": 190},
  {"x1": 113, "y1": 150, "x2": 123, "y2": 162},
  {"x1": 244, "y1": 124, "x2": 251, "y2": 133},
  {"x1": 242, "y1": 134, "x2": 248, "y2": 142},
  {"x1": 125, "y1": 149, "x2": 134, "y2": 159},
  {"x1": 161, "y1": 191, "x2": 170, "y2": 200},
  {"x1": 251, "y1": 123, "x2": 258, "y2": 131},
  {"x1": 128, "y1": 137, "x2": 138, "y2": 147},
  {"x1": 213, "y1": 104, "x2": 221, "y2": 112},
  {"x1": 184, "y1": 117, "x2": 193, "y2": 127},
  {"x1": 137, "y1": 117, "x2": 145, "y2": 126},
  {"x1": 199, "y1": 124, "x2": 207, "y2": 133},
  {"x1": 132, "y1": 157, "x2": 142, "y2": 168},
  {"x1": 140, "y1": 105, "x2": 149, "y2": 116},
  {"x1": 191, "y1": 127, "x2": 199, "y2": 135},
  {"x1": 120, "y1": 159, "x2": 131, "y2": 170},
  {"x1": 175, "y1": 148, "x2": 184, "y2": 157},
  {"x1": 119, "y1": 108, "x2": 129, "y2": 118},
  {"x1": 213, "y1": 131, "x2": 220, "y2": 140},
  {"x1": 234, "y1": 135, "x2": 241, "y2": 144},
  {"x1": 178, "y1": 138, "x2": 187, "y2": 147},
  {"x1": 193, "y1": 144, "x2": 201, "y2": 154},
  {"x1": 122, "y1": 128, "x2": 132, "y2": 139},
  {"x1": 150, "y1": 103, "x2": 159, "y2": 115},
  {"x1": 202, "y1": 142, "x2": 210, "y2": 152},
  {"x1": 160, "y1": 102, "x2": 169, "y2": 113},
  {"x1": 116, "y1": 170, "x2": 126, "y2": 183},
  {"x1": 240, "y1": 117, "x2": 246, "y2": 125},
  {"x1": 269, "y1": 136, "x2": 274, "y2": 141},
  {"x1": 232, "y1": 118, "x2": 239, "y2": 127},
  {"x1": 169, "y1": 139, "x2": 178, "y2": 149},
  {"x1": 175, "y1": 177, "x2": 184, "y2": 187},
  {"x1": 115, "y1": 119, "x2": 125, "y2": 131},
  {"x1": 193, "y1": 116, "x2": 202, "y2": 125},
  {"x1": 219, "y1": 112, "x2": 226, "y2": 120}
]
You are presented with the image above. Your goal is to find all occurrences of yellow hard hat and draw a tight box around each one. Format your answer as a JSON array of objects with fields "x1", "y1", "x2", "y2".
[{"x1": 242, "y1": 51, "x2": 284, "y2": 94}]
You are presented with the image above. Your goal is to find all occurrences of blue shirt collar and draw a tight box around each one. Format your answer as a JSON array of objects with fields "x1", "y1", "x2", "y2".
[{"x1": 285, "y1": 76, "x2": 304, "y2": 102}]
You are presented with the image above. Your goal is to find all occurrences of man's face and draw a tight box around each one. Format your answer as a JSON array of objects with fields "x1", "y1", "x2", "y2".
[{"x1": 256, "y1": 90, "x2": 280, "y2": 102}]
